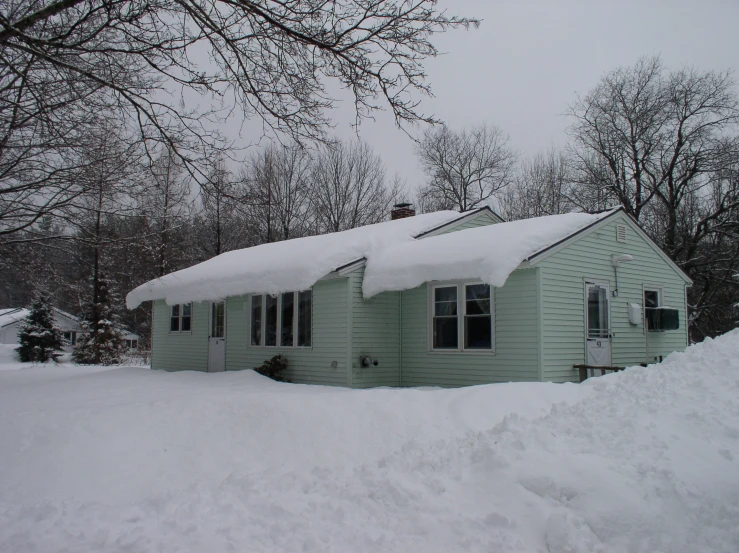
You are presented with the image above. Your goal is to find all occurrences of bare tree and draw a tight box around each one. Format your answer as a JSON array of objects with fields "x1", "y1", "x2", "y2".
[
  {"x1": 569, "y1": 56, "x2": 739, "y2": 339},
  {"x1": 241, "y1": 143, "x2": 313, "y2": 244},
  {"x1": 196, "y1": 156, "x2": 243, "y2": 257},
  {"x1": 310, "y1": 139, "x2": 399, "y2": 232},
  {"x1": 0, "y1": 1, "x2": 478, "y2": 240},
  {"x1": 568, "y1": 56, "x2": 739, "y2": 231},
  {"x1": 140, "y1": 146, "x2": 192, "y2": 276},
  {"x1": 416, "y1": 123, "x2": 516, "y2": 212},
  {"x1": 500, "y1": 147, "x2": 575, "y2": 220}
]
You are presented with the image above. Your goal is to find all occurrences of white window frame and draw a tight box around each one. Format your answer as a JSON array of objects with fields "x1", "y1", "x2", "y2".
[
  {"x1": 643, "y1": 284, "x2": 664, "y2": 333},
  {"x1": 169, "y1": 303, "x2": 192, "y2": 334},
  {"x1": 248, "y1": 290, "x2": 312, "y2": 349},
  {"x1": 427, "y1": 281, "x2": 495, "y2": 353},
  {"x1": 210, "y1": 301, "x2": 226, "y2": 339}
]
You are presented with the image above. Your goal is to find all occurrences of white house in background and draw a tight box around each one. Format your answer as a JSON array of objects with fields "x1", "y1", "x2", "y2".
[
  {"x1": 0, "y1": 307, "x2": 140, "y2": 349},
  {"x1": 0, "y1": 307, "x2": 82, "y2": 346}
]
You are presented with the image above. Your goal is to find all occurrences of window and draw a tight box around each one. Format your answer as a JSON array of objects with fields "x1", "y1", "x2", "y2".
[
  {"x1": 644, "y1": 287, "x2": 662, "y2": 332},
  {"x1": 250, "y1": 290, "x2": 312, "y2": 347},
  {"x1": 297, "y1": 290, "x2": 312, "y2": 347},
  {"x1": 433, "y1": 286, "x2": 458, "y2": 349},
  {"x1": 431, "y1": 283, "x2": 494, "y2": 351},
  {"x1": 170, "y1": 304, "x2": 180, "y2": 332},
  {"x1": 265, "y1": 295, "x2": 277, "y2": 346},
  {"x1": 587, "y1": 285, "x2": 609, "y2": 338},
  {"x1": 644, "y1": 289, "x2": 660, "y2": 309},
  {"x1": 211, "y1": 302, "x2": 225, "y2": 338},
  {"x1": 170, "y1": 303, "x2": 192, "y2": 333},
  {"x1": 251, "y1": 295, "x2": 262, "y2": 346},
  {"x1": 464, "y1": 284, "x2": 492, "y2": 349},
  {"x1": 281, "y1": 292, "x2": 295, "y2": 346}
]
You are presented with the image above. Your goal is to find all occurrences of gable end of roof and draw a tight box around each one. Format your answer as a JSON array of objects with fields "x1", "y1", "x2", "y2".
[
  {"x1": 414, "y1": 206, "x2": 504, "y2": 239},
  {"x1": 526, "y1": 208, "x2": 692, "y2": 285}
]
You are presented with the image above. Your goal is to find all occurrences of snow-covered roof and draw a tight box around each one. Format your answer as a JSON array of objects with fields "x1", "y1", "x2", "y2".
[
  {"x1": 362, "y1": 210, "x2": 616, "y2": 297},
  {"x1": 0, "y1": 309, "x2": 28, "y2": 328},
  {"x1": 127, "y1": 208, "x2": 621, "y2": 307},
  {"x1": 0, "y1": 306, "x2": 81, "y2": 328},
  {"x1": 126, "y1": 210, "x2": 469, "y2": 308}
]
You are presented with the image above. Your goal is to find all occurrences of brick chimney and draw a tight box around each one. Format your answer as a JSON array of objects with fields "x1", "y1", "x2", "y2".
[{"x1": 391, "y1": 202, "x2": 415, "y2": 220}]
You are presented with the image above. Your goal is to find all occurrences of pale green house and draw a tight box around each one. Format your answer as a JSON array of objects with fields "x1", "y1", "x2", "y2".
[{"x1": 127, "y1": 205, "x2": 691, "y2": 386}]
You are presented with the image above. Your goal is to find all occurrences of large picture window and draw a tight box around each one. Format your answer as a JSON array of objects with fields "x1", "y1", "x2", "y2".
[
  {"x1": 251, "y1": 290, "x2": 312, "y2": 348},
  {"x1": 170, "y1": 303, "x2": 192, "y2": 333},
  {"x1": 430, "y1": 283, "x2": 494, "y2": 352}
]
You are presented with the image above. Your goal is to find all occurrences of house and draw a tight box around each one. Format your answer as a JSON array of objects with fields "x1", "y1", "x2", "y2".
[
  {"x1": 0, "y1": 306, "x2": 141, "y2": 350},
  {"x1": 0, "y1": 307, "x2": 82, "y2": 346},
  {"x1": 126, "y1": 205, "x2": 691, "y2": 386}
]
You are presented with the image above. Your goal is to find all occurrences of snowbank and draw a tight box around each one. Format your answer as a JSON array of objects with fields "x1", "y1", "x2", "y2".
[
  {"x1": 363, "y1": 210, "x2": 612, "y2": 296},
  {"x1": 126, "y1": 210, "x2": 463, "y2": 308},
  {"x1": 2, "y1": 331, "x2": 738, "y2": 552}
]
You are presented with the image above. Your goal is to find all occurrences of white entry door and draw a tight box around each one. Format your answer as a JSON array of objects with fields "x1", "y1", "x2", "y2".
[
  {"x1": 208, "y1": 301, "x2": 226, "y2": 372},
  {"x1": 585, "y1": 281, "x2": 612, "y2": 368}
]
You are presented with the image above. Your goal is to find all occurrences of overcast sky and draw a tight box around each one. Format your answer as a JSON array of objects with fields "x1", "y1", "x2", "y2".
[{"x1": 235, "y1": 0, "x2": 739, "y2": 201}]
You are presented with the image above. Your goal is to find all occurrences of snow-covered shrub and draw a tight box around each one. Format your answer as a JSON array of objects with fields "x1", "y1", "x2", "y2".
[
  {"x1": 16, "y1": 296, "x2": 64, "y2": 362},
  {"x1": 254, "y1": 354, "x2": 288, "y2": 381},
  {"x1": 74, "y1": 275, "x2": 125, "y2": 365}
]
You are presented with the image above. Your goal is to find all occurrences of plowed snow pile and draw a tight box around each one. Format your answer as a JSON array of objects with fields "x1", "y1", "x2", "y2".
[{"x1": 1, "y1": 331, "x2": 738, "y2": 552}]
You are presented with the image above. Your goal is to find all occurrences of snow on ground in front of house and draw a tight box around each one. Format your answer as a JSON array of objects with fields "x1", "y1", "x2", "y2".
[{"x1": 1, "y1": 333, "x2": 738, "y2": 552}]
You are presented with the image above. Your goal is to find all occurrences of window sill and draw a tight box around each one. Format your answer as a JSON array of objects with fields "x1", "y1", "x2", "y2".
[
  {"x1": 168, "y1": 331, "x2": 192, "y2": 335},
  {"x1": 249, "y1": 345, "x2": 313, "y2": 350},
  {"x1": 427, "y1": 348, "x2": 496, "y2": 355}
]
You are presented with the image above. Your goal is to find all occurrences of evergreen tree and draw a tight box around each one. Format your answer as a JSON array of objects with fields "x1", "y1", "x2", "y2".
[
  {"x1": 73, "y1": 274, "x2": 125, "y2": 365},
  {"x1": 16, "y1": 297, "x2": 64, "y2": 362}
]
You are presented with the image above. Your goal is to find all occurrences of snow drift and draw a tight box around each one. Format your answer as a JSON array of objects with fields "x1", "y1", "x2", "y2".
[
  {"x1": 1, "y1": 330, "x2": 738, "y2": 552},
  {"x1": 127, "y1": 208, "x2": 614, "y2": 308}
]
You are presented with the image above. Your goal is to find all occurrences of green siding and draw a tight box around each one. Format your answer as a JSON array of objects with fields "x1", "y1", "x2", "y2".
[
  {"x1": 151, "y1": 299, "x2": 209, "y2": 371},
  {"x1": 399, "y1": 269, "x2": 540, "y2": 387},
  {"x1": 226, "y1": 278, "x2": 349, "y2": 386},
  {"x1": 434, "y1": 210, "x2": 501, "y2": 235},
  {"x1": 538, "y1": 213, "x2": 689, "y2": 382},
  {"x1": 348, "y1": 267, "x2": 401, "y2": 388}
]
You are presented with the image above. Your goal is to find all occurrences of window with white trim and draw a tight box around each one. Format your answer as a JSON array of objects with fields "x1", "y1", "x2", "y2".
[
  {"x1": 643, "y1": 286, "x2": 662, "y2": 332},
  {"x1": 431, "y1": 282, "x2": 494, "y2": 351},
  {"x1": 644, "y1": 288, "x2": 661, "y2": 309},
  {"x1": 250, "y1": 290, "x2": 312, "y2": 347},
  {"x1": 170, "y1": 303, "x2": 192, "y2": 332}
]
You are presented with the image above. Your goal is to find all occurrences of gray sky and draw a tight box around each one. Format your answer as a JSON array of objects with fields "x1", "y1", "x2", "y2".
[{"x1": 235, "y1": 0, "x2": 739, "y2": 201}]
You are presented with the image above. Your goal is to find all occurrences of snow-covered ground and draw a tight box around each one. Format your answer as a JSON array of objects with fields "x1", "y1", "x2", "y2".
[{"x1": 1, "y1": 332, "x2": 738, "y2": 552}]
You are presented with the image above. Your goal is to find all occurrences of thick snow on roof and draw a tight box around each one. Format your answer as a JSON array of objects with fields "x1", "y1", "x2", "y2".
[
  {"x1": 126, "y1": 210, "x2": 465, "y2": 308},
  {"x1": 362, "y1": 210, "x2": 614, "y2": 297},
  {"x1": 0, "y1": 309, "x2": 28, "y2": 328}
]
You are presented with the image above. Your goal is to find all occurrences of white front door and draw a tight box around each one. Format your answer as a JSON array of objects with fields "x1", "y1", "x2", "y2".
[
  {"x1": 208, "y1": 301, "x2": 226, "y2": 372},
  {"x1": 585, "y1": 281, "x2": 612, "y2": 369}
]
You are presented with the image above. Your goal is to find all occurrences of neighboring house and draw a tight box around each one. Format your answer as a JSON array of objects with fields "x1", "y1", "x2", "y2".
[
  {"x1": 0, "y1": 307, "x2": 140, "y2": 349},
  {"x1": 127, "y1": 205, "x2": 691, "y2": 387},
  {"x1": 0, "y1": 307, "x2": 82, "y2": 346}
]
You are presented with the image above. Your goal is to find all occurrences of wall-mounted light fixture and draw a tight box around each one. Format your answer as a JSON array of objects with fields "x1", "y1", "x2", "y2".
[{"x1": 611, "y1": 254, "x2": 634, "y2": 297}]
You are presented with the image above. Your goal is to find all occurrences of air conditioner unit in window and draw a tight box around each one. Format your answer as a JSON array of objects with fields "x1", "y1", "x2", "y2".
[{"x1": 645, "y1": 307, "x2": 680, "y2": 331}]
